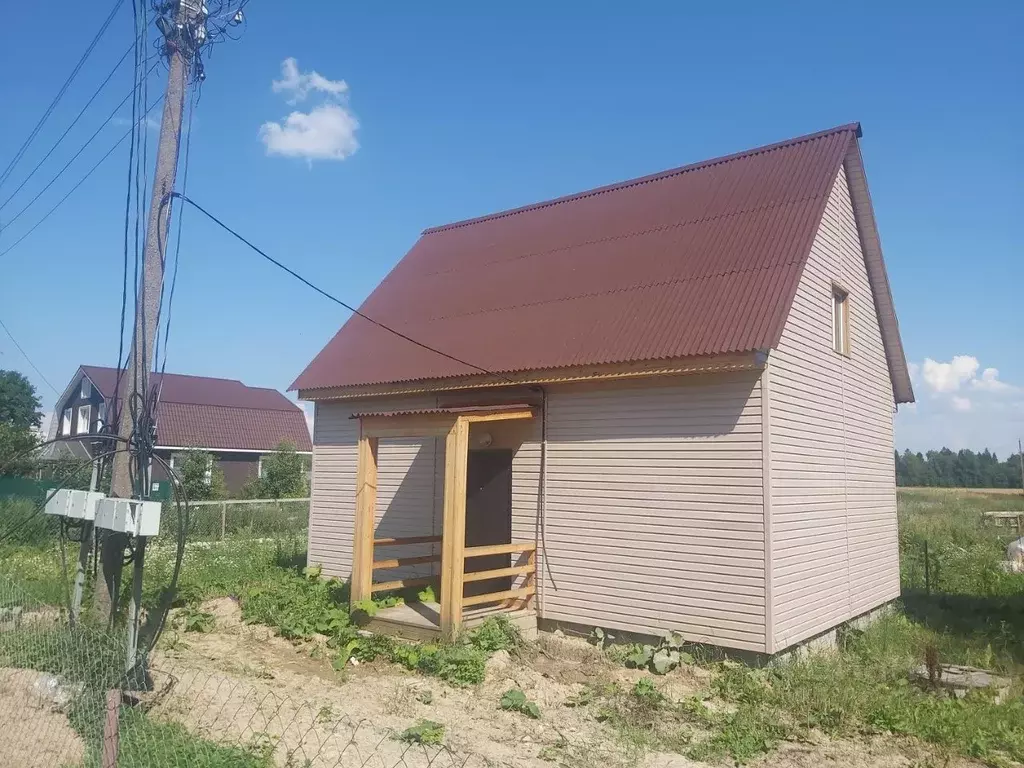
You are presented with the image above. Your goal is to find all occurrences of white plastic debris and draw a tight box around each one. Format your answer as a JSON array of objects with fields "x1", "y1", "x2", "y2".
[{"x1": 1007, "y1": 537, "x2": 1024, "y2": 573}]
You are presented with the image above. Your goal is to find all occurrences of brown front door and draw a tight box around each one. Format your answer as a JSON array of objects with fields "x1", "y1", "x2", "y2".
[{"x1": 463, "y1": 449, "x2": 513, "y2": 599}]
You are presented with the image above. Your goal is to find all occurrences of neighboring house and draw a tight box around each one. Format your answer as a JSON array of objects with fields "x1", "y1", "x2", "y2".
[
  {"x1": 292, "y1": 124, "x2": 914, "y2": 654},
  {"x1": 48, "y1": 366, "x2": 312, "y2": 494}
]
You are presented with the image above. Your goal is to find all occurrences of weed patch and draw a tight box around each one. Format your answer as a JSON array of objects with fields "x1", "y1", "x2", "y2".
[
  {"x1": 397, "y1": 719, "x2": 444, "y2": 746},
  {"x1": 500, "y1": 688, "x2": 541, "y2": 718}
]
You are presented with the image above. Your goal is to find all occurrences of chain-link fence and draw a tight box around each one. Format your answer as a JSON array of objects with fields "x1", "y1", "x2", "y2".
[
  {"x1": 0, "y1": 573, "x2": 485, "y2": 768},
  {"x1": 0, "y1": 489, "x2": 490, "y2": 768}
]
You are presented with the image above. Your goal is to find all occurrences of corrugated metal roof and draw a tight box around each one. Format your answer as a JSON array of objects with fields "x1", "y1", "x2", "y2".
[
  {"x1": 350, "y1": 404, "x2": 534, "y2": 419},
  {"x1": 79, "y1": 366, "x2": 311, "y2": 451},
  {"x1": 154, "y1": 402, "x2": 312, "y2": 452},
  {"x1": 292, "y1": 125, "x2": 861, "y2": 391}
]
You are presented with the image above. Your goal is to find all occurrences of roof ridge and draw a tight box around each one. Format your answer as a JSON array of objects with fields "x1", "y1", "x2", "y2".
[
  {"x1": 81, "y1": 364, "x2": 246, "y2": 387},
  {"x1": 421, "y1": 123, "x2": 861, "y2": 235},
  {"x1": 154, "y1": 400, "x2": 303, "y2": 413}
]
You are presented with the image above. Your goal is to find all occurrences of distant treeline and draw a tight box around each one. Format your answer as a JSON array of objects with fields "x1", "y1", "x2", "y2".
[{"x1": 895, "y1": 448, "x2": 1024, "y2": 488}]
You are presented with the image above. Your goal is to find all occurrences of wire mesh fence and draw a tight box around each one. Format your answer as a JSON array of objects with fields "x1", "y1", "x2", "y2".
[
  {"x1": 0, "y1": 567, "x2": 485, "y2": 768},
  {"x1": 0, "y1": 491, "x2": 490, "y2": 767}
]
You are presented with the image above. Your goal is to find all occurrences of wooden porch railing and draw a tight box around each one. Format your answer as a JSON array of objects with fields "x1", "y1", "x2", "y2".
[
  {"x1": 461, "y1": 542, "x2": 536, "y2": 609},
  {"x1": 368, "y1": 535, "x2": 441, "y2": 593}
]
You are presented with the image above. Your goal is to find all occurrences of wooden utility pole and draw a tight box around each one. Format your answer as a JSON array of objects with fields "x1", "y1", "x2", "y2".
[{"x1": 95, "y1": 0, "x2": 198, "y2": 622}]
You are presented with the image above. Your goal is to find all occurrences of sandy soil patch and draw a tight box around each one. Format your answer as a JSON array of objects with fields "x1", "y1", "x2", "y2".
[
  {"x1": 145, "y1": 598, "x2": 989, "y2": 768},
  {"x1": 0, "y1": 667, "x2": 86, "y2": 768}
]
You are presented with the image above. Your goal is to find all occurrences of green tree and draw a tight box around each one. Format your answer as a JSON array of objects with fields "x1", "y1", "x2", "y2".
[
  {"x1": 244, "y1": 441, "x2": 309, "y2": 499},
  {"x1": 175, "y1": 450, "x2": 226, "y2": 501},
  {"x1": 0, "y1": 370, "x2": 42, "y2": 430},
  {"x1": 0, "y1": 422, "x2": 38, "y2": 475}
]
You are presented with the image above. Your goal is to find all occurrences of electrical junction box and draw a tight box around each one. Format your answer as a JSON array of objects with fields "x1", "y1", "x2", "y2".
[
  {"x1": 43, "y1": 489, "x2": 105, "y2": 521},
  {"x1": 94, "y1": 498, "x2": 161, "y2": 537}
]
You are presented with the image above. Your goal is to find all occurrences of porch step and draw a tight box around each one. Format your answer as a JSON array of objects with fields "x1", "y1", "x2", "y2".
[{"x1": 365, "y1": 600, "x2": 537, "y2": 643}]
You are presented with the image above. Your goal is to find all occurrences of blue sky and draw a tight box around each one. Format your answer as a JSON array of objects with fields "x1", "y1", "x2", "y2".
[{"x1": 0, "y1": 2, "x2": 1021, "y2": 456}]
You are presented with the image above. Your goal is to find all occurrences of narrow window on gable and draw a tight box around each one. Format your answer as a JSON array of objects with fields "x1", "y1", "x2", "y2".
[
  {"x1": 76, "y1": 404, "x2": 91, "y2": 434},
  {"x1": 832, "y1": 285, "x2": 850, "y2": 356},
  {"x1": 61, "y1": 408, "x2": 72, "y2": 435},
  {"x1": 81, "y1": 378, "x2": 91, "y2": 399}
]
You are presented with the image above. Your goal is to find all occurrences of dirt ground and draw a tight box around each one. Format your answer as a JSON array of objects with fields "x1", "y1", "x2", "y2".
[
  {"x1": 144, "y1": 598, "x2": 983, "y2": 768},
  {"x1": 0, "y1": 667, "x2": 86, "y2": 768}
]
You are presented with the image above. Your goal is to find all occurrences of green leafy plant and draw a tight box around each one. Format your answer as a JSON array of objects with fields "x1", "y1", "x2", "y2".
[
  {"x1": 177, "y1": 606, "x2": 215, "y2": 634},
  {"x1": 417, "y1": 584, "x2": 436, "y2": 603},
  {"x1": 417, "y1": 644, "x2": 487, "y2": 687},
  {"x1": 468, "y1": 615, "x2": 521, "y2": 654},
  {"x1": 620, "y1": 631, "x2": 694, "y2": 675},
  {"x1": 397, "y1": 720, "x2": 445, "y2": 746},
  {"x1": 500, "y1": 688, "x2": 541, "y2": 719}
]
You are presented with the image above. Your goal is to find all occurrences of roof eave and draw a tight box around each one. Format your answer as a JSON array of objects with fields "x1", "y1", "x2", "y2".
[
  {"x1": 297, "y1": 351, "x2": 764, "y2": 402},
  {"x1": 842, "y1": 139, "x2": 915, "y2": 404}
]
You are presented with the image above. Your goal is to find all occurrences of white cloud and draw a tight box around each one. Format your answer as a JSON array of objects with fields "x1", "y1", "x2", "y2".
[
  {"x1": 950, "y1": 396, "x2": 972, "y2": 412},
  {"x1": 272, "y1": 57, "x2": 349, "y2": 103},
  {"x1": 261, "y1": 58, "x2": 359, "y2": 163},
  {"x1": 971, "y1": 367, "x2": 1013, "y2": 393},
  {"x1": 260, "y1": 104, "x2": 359, "y2": 161},
  {"x1": 920, "y1": 355, "x2": 979, "y2": 393},
  {"x1": 897, "y1": 354, "x2": 1023, "y2": 457}
]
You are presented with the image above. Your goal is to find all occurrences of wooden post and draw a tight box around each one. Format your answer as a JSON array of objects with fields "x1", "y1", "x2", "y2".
[
  {"x1": 101, "y1": 689, "x2": 120, "y2": 768},
  {"x1": 351, "y1": 433, "x2": 378, "y2": 605},
  {"x1": 440, "y1": 417, "x2": 469, "y2": 638},
  {"x1": 520, "y1": 548, "x2": 537, "y2": 610}
]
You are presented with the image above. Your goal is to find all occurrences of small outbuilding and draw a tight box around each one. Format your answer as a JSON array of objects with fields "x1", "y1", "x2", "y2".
[{"x1": 293, "y1": 123, "x2": 914, "y2": 654}]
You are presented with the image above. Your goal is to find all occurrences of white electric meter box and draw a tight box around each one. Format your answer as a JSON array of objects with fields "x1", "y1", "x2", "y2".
[
  {"x1": 94, "y1": 498, "x2": 161, "y2": 537},
  {"x1": 43, "y1": 489, "x2": 105, "y2": 521}
]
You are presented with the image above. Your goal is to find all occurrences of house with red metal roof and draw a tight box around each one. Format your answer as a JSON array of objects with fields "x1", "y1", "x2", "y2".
[
  {"x1": 49, "y1": 366, "x2": 311, "y2": 495},
  {"x1": 293, "y1": 124, "x2": 914, "y2": 653}
]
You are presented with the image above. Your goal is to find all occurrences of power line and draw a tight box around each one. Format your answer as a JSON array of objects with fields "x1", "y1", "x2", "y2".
[
  {"x1": 169, "y1": 192, "x2": 506, "y2": 380},
  {"x1": 0, "y1": 59, "x2": 162, "y2": 234},
  {"x1": 0, "y1": 96, "x2": 163, "y2": 260},
  {"x1": 0, "y1": 316, "x2": 59, "y2": 395},
  {"x1": 0, "y1": 0, "x2": 127, "y2": 190},
  {"x1": 0, "y1": 43, "x2": 136, "y2": 214}
]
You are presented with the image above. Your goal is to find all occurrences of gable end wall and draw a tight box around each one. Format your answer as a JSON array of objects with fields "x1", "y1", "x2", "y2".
[{"x1": 767, "y1": 162, "x2": 899, "y2": 652}]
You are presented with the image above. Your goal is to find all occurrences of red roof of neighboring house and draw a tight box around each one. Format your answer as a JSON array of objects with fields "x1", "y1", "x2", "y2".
[
  {"x1": 292, "y1": 124, "x2": 911, "y2": 400},
  {"x1": 80, "y1": 366, "x2": 311, "y2": 452}
]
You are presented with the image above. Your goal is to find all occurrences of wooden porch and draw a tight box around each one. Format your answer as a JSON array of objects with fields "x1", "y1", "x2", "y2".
[{"x1": 350, "y1": 406, "x2": 538, "y2": 639}]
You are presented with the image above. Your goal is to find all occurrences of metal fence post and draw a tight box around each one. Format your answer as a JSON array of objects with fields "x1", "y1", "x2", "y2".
[{"x1": 221, "y1": 501, "x2": 227, "y2": 540}]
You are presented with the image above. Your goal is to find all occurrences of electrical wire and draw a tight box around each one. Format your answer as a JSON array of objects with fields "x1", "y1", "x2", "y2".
[
  {"x1": 167, "y1": 192, "x2": 509, "y2": 380},
  {"x1": 0, "y1": 0, "x2": 127, "y2": 190},
  {"x1": 0, "y1": 43, "x2": 136, "y2": 214},
  {"x1": 0, "y1": 316, "x2": 59, "y2": 395},
  {"x1": 0, "y1": 59, "x2": 162, "y2": 236},
  {"x1": 112, "y1": 0, "x2": 149, "y2": 436},
  {"x1": 0, "y1": 96, "x2": 164, "y2": 260}
]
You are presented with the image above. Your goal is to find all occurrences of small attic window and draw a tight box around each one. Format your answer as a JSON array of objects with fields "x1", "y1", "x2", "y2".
[
  {"x1": 832, "y1": 285, "x2": 850, "y2": 356},
  {"x1": 81, "y1": 378, "x2": 91, "y2": 399}
]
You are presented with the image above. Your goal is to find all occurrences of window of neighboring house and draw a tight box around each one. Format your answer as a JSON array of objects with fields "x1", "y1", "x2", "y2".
[
  {"x1": 832, "y1": 285, "x2": 850, "y2": 356},
  {"x1": 204, "y1": 455, "x2": 213, "y2": 485},
  {"x1": 80, "y1": 378, "x2": 91, "y2": 399},
  {"x1": 76, "y1": 404, "x2": 91, "y2": 434},
  {"x1": 96, "y1": 402, "x2": 106, "y2": 431},
  {"x1": 61, "y1": 408, "x2": 72, "y2": 435}
]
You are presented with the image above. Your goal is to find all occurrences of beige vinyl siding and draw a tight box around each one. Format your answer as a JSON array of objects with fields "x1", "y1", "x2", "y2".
[
  {"x1": 309, "y1": 397, "x2": 441, "y2": 581},
  {"x1": 308, "y1": 396, "x2": 541, "y2": 585},
  {"x1": 768, "y1": 161, "x2": 899, "y2": 651},
  {"x1": 541, "y1": 372, "x2": 767, "y2": 653}
]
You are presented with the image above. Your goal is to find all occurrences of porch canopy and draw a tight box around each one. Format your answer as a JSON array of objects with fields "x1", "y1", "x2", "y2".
[{"x1": 350, "y1": 404, "x2": 537, "y2": 637}]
